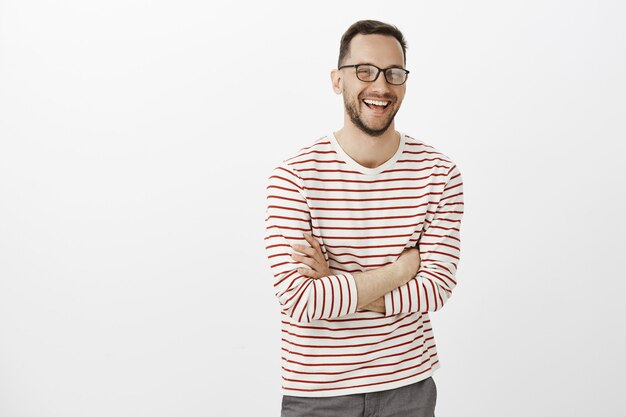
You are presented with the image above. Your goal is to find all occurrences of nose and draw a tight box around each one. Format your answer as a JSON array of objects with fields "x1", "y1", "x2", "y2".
[{"x1": 370, "y1": 70, "x2": 391, "y2": 93}]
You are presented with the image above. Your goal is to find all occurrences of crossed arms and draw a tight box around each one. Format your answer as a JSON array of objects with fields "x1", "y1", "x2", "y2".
[
  {"x1": 264, "y1": 163, "x2": 464, "y2": 323},
  {"x1": 290, "y1": 232, "x2": 420, "y2": 313}
]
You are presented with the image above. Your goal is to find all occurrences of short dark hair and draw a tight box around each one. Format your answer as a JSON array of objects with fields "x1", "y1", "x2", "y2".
[{"x1": 338, "y1": 20, "x2": 408, "y2": 68}]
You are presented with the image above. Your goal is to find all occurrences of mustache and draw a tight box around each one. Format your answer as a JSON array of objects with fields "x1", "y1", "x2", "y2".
[{"x1": 358, "y1": 93, "x2": 396, "y2": 101}]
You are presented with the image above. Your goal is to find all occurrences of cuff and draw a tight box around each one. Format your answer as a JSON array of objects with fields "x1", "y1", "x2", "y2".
[
  {"x1": 344, "y1": 272, "x2": 359, "y2": 315},
  {"x1": 384, "y1": 290, "x2": 395, "y2": 316}
]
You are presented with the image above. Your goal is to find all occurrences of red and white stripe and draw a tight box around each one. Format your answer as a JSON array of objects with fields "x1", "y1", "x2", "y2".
[{"x1": 264, "y1": 132, "x2": 464, "y2": 397}]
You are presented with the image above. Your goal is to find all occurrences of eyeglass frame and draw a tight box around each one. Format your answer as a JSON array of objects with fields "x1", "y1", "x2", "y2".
[{"x1": 337, "y1": 63, "x2": 410, "y2": 85}]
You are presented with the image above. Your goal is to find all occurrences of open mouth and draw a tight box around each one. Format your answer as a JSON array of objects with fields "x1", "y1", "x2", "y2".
[{"x1": 362, "y1": 99, "x2": 391, "y2": 110}]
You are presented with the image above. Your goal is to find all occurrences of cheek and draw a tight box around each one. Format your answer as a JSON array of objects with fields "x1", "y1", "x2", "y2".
[
  {"x1": 343, "y1": 89, "x2": 361, "y2": 105},
  {"x1": 396, "y1": 89, "x2": 406, "y2": 103},
  {"x1": 342, "y1": 82, "x2": 362, "y2": 99},
  {"x1": 391, "y1": 94, "x2": 404, "y2": 108}
]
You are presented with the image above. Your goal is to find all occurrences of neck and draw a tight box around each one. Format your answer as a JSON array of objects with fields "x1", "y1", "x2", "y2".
[{"x1": 334, "y1": 121, "x2": 400, "y2": 169}]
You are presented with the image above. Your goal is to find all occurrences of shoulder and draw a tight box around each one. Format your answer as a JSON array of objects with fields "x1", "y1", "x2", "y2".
[
  {"x1": 403, "y1": 133, "x2": 461, "y2": 176},
  {"x1": 266, "y1": 133, "x2": 334, "y2": 184},
  {"x1": 268, "y1": 133, "x2": 334, "y2": 177}
]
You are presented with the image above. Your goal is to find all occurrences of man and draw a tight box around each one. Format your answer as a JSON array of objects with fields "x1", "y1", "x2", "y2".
[{"x1": 264, "y1": 19, "x2": 464, "y2": 417}]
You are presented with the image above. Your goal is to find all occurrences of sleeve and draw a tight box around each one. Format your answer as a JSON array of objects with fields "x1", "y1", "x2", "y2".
[
  {"x1": 384, "y1": 163, "x2": 464, "y2": 316},
  {"x1": 264, "y1": 163, "x2": 359, "y2": 323}
]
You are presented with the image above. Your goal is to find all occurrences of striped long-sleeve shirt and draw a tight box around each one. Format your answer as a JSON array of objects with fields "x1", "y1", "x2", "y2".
[{"x1": 264, "y1": 131, "x2": 464, "y2": 397}]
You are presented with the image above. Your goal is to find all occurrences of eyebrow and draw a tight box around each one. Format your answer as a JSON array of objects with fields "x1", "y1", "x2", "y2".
[{"x1": 359, "y1": 62, "x2": 406, "y2": 69}]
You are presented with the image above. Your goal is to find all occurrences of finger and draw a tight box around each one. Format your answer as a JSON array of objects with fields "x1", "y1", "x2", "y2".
[
  {"x1": 292, "y1": 252, "x2": 323, "y2": 272},
  {"x1": 303, "y1": 232, "x2": 321, "y2": 251},
  {"x1": 297, "y1": 235, "x2": 328, "y2": 275},
  {"x1": 291, "y1": 253, "x2": 314, "y2": 269},
  {"x1": 303, "y1": 233, "x2": 328, "y2": 276},
  {"x1": 291, "y1": 243, "x2": 316, "y2": 258},
  {"x1": 292, "y1": 244, "x2": 325, "y2": 270},
  {"x1": 297, "y1": 267, "x2": 321, "y2": 279},
  {"x1": 300, "y1": 234, "x2": 325, "y2": 262},
  {"x1": 292, "y1": 253, "x2": 324, "y2": 274}
]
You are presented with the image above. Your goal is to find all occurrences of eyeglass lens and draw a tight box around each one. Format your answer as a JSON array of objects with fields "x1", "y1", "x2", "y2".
[{"x1": 356, "y1": 65, "x2": 407, "y2": 85}]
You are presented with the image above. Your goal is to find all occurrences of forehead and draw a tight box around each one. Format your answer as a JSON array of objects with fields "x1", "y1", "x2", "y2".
[{"x1": 347, "y1": 34, "x2": 405, "y2": 67}]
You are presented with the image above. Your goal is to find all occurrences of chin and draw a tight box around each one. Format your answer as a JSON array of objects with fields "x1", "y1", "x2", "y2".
[
  {"x1": 357, "y1": 125, "x2": 391, "y2": 137},
  {"x1": 361, "y1": 121, "x2": 394, "y2": 136}
]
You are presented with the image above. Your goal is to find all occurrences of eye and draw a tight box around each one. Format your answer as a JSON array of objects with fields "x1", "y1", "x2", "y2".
[
  {"x1": 387, "y1": 69, "x2": 407, "y2": 84},
  {"x1": 356, "y1": 65, "x2": 376, "y2": 80}
]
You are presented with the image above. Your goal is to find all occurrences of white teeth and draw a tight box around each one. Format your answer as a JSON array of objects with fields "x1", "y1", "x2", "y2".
[{"x1": 363, "y1": 99, "x2": 390, "y2": 107}]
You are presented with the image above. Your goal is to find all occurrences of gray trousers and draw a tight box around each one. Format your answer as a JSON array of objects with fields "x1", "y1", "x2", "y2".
[{"x1": 281, "y1": 377, "x2": 437, "y2": 417}]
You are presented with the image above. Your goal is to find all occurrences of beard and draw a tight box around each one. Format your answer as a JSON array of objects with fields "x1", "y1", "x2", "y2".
[{"x1": 343, "y1": 91, "x2": 400, "y2": 137}]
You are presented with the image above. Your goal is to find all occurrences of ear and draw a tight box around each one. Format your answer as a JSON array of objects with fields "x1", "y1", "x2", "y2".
[{"x1": 330, "y1": 69, "x2": 342, "y2": 95}]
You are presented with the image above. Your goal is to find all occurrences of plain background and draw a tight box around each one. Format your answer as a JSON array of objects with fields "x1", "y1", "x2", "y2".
[{"x1": 1, "y1": 1, "x2": 625, "y2": 416}]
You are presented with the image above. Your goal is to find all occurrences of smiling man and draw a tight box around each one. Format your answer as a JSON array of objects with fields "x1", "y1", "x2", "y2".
[{"x1": 264, "y1": 20, "x2": 464, "y2": 417}]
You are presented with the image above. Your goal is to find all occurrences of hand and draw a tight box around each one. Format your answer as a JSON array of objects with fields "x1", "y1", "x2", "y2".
[
  {"x1": 290, "y1": 232, "x2": 330, "y2": 279},
  {"x1": 395, "y1": 246, "x2": 421, "y2": 284}
]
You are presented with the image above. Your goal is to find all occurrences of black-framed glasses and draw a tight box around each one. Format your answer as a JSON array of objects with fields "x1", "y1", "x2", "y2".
[{"x1": 338, "y1": 64, "x2": 410, "y2": 85}]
